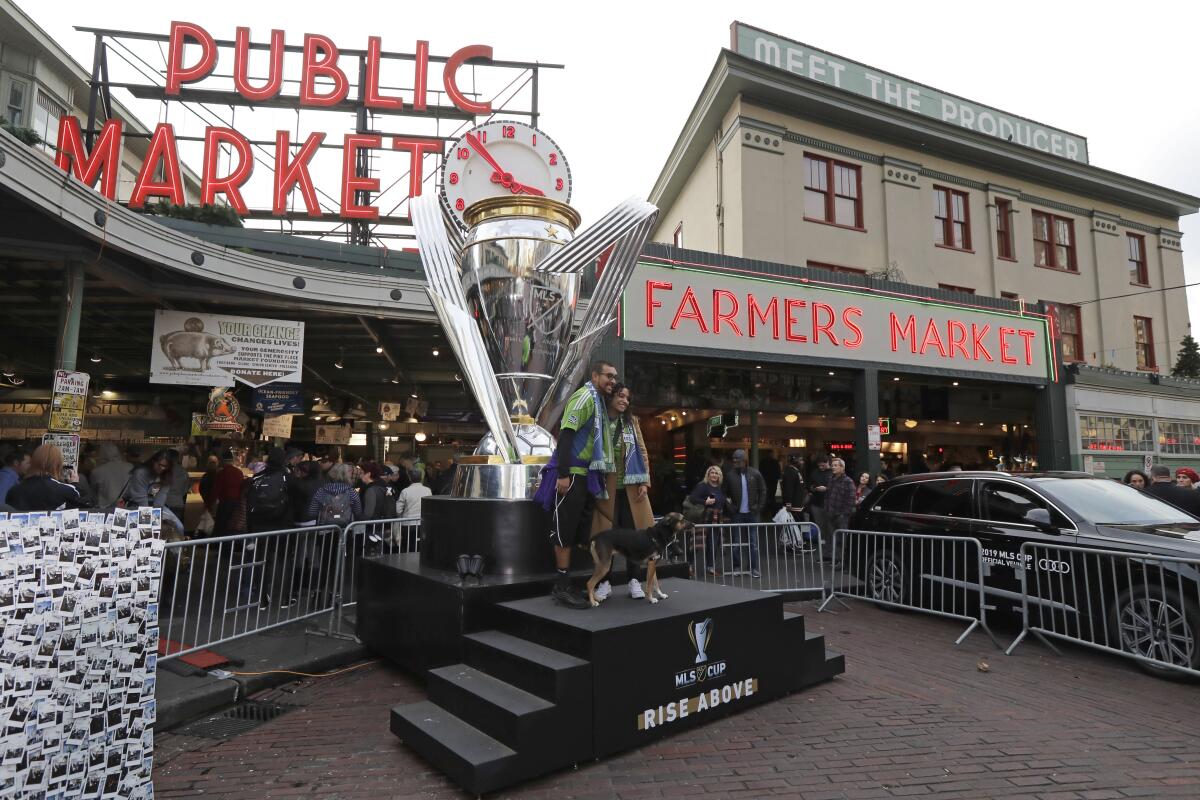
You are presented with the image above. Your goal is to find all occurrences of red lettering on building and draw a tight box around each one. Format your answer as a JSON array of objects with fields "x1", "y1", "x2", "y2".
[
  {"x1": 784, "y1": 299, "x2": 808, "y2": 343},
  {"x1": 391, "y1": 137, "x2": 442, "y2": 199},
  {"x1": 128, "y1": 123, "x2": 185, "y2": 208},
  {"x1": 890, "y1": 313, "x2": 917, "y2": 353},
  {"x1": 748, "y1": 295, "x2": 779, "y2": 339},
  {"x1": 200, "y1": 127, "x2": 254, "y2": 213},
  {"x1": 999, "y1": 327, "x2": 1017, "y2": 365},
  {"x1": 918, "y1": 318, "x2": 948, "y2": 357},
  {"x1": 233, "y1": 27, "x2": 284, "y2": 101},
  {"x1": 842, "y1": 307, "x2": 864, "y2": 348},
  {"x1": 971, "y1": 324, "x2": 994, "y2": 362},
  {"x1": 812, "y1": 303, "x2": 838, "y2": 345},
  {"x1": 947, "y1": 320, "x2": 969, "y2": 359},
  {"x1": 671, "y1": 287, "x2": 708, "y2": 332},
  {"x1": 1018, "y1": 329, "x2": 1037, "y2": 365},
  {"x1": 273, "y1": 131, "x2": 325, "y2": 216},
  {"x1": 364, "y1": 36, "x2": 404, "y2": 110},
  {"x1": 300, "y1": 34, "x2": 349, "y2": 107},
  {"x1": 340, "y1": 134, "x2": 381, "y2": 219},
  {"x1": 165, "y1": 21, "x2": 217, "y2": 96},
  {"x1": 645, "y1": 281, "x2": 671, "y2": 327},
  {"x1": 54, "y1": 117, "x2": 122, "y2": 199},
  {"x1": 411, "y1": 40, "x2": 430, "y2": 111},
  {"x1": 444, "y1": 45, "x2": 493, "y2": 115},
  {"x1": 712, "y1": 290, "x2": 743, "y2": 336}
]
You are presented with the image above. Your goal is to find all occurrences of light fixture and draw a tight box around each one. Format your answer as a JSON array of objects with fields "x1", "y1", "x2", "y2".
[
  {"x1": 952, "y1": 381, "x2": 959, "y2": 386},
  {"x1": 375, "y1": 346, "x2": 384, "y2": 354},
  {"x1": 377, "y1": 422, "x2": 389, "y2": 431},
  {"x1": 101, "y1": 389, "x2": 115, "y2": 398},
  {"x1": 454, "y1": 373, "x2": 463, "y2": 382},
  {"x1": 410, "y1": 392, "x2": 418, "y2": 399},
  {"x1": 390, "y1": 374, "x2": 401, "y2": 384},
  {"x1": 670, "y1": 415, "x2": 676, "y2": 422},
  {"x1": 784, "y1": 414, "x2": 798, "y2": 423},
  {"x1": 979, "y1": 422, "x2": 985, "y2": 426},
  {"x1": 892, "y1": 377, "x2": 900, "y2": 382},
  {"x1": 661, "y1": 419, "x2": 666, "y2": 426},
  {"x1": 334, "y1": 348, "x2": 345, "y2": 369},
  {"x1": 403, "y1": 414, "x2": 419, "y2": 424},
  {"x1": 1, "y1": 366, "x2": 13, "y2": 379},
  {"x1": 755, "y1": 365, "x2": 762, "y2": 369},
  {"x1": 432, "y1": 348, "x2": 440, "y2": 357},
  {"x1": 904, "y1": 419, "x2": 918, "y2": 429},
  {"x1": 311, "y1": 415, "x2": 323, "y2": 421},
  {"x1": 955, "y1": 421, "x2": 961, "y2": 425},
  {"x1": 828, "y1": 371, "x2": 835, "y2": 376},
  {"x1": 414, "y1": 432, "x2": 427, "y2": 442},
  {"x1": 681, "y1": 411, "x2": 687, "y2": 416},
  {"x1": 89, "y1": 354, "x2": 102, "y2": 363},
  {"x1": 10, "y1": 376, "x2": 24, "y2": 386}
]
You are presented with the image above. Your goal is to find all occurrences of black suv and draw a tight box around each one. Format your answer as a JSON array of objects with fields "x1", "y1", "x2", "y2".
[{"x1": 850, "y1": 471, "x2": 1200, "y2": 675}]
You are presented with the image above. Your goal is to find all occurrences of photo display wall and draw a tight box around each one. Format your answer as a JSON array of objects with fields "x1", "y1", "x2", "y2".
[{"x1": 1, "y1": 508, "x2": 164, "y2": 799}]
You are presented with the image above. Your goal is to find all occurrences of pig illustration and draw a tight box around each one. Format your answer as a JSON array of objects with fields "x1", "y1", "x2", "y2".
[{"x1": 159, "y1": 331, "x2": 236, "y2": 371}]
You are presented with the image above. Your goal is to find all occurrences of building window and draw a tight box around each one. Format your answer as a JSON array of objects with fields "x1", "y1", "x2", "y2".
[
  {"x1": 1159, "y1": 421, "x2": 1200, "y2": 455},
  {"x1": 1134, "y1": 316, "x2": 1156, "y2": 370},
  {"x1": 5, "y1": 79, "x2": 28, "y2": 127},
  {"x1": 995, "y1": 199, "x2": 1014, "y2": 260},
  {"x1": 807, "y1": 260, "x2": 866, "y2": 276},
  {"x1": 938, "y1": 283, "x2": 975, "y2": 295},
  {"x1": 1032, "y1": 211, "x2": 1077, "y2": 271},
  {"x1": 1044, "y1": 301, "x2": 1083, "y2": 362},
  {"x1": 804, "y1": 154, "x2": 862, "y2": 229},
  {"x1": 933, "y1": 186, "x2": 971, "y2": 250},
  {"x1": 1000, "y1": 291, "x2": 1020, "y2": 301},
  {"x1": 1078, "y1": 414, "x2": 1153, "y2": 452},
  {"x1": 672, "y1": 223, "x2": 683, "y2": 248},
  {"x1": 32, "y1": 90, "x2": 67, "y2": 154},
  {"x1": 1127, "y1": 233, "x2": 1148, "y2": 285}
]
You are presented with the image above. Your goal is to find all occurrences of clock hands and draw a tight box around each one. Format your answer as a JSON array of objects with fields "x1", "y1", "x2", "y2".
[{"x1": 465, "y1": 132, "x2": 545, "y2": 197}]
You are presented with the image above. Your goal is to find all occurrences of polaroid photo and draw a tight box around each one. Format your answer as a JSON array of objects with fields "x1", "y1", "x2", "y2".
[
  {"x1": 62, "y1": 509, "x2": 81, "y2": 532},
  {"x1": 136, "y1": 507, "x2": 152, "y2": 529},
  {"x1": 113, "y1": 508, "x2": 129, "y2": 529}
]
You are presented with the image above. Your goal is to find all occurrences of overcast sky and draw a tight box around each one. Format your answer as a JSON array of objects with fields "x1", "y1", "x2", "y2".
[{"x1": 21, "y1": 0, "x2": 1200, "y2": 346}]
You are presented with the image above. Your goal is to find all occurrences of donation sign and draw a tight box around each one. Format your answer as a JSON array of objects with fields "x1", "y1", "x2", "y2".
[
  {"x1": 48, "y1": 370, "x2": 90, "y2": 433},
  {"x1": 623, "y1": 261, "x2": 1055, "y2": 381},
  {"x1": 150, "y1": 310, "x2": 304, "y2": 388}
]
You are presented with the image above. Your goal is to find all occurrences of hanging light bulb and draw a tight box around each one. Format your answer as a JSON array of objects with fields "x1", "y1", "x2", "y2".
[
  {"x1": 432, "y1": 348, "x2": 440, "y2": 356},
  {"x1": 334, "y1": 348, "x2": 345, "y2": 369},
  {"x1": 375, "y1": 346, "x2": 384, "y2": 354},
  {"x1": 90, "y1": 354, "x2": 102, "y2": 363}
]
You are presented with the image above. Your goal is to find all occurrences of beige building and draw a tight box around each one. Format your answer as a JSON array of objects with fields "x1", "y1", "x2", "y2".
[{"x1": 650, "y1": 25, "x2": 1198, "y2": 376}]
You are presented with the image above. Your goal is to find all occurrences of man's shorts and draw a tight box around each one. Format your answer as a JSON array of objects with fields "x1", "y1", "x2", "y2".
[{"x1": 549, "y1": 474, "x2": 594, "y2": 549}]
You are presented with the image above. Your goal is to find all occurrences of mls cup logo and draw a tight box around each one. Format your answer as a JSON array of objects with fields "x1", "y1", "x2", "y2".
[{"x1": 688, "y1": 618, "x2": 714, "y2": 665}]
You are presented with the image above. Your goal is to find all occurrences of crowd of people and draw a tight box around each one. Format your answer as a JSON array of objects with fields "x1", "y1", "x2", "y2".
[{"x1": 1122, "y1": 465, "x2": 1200, "y2": 515}]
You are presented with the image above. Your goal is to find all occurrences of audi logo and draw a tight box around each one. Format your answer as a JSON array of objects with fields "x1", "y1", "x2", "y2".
[{"x1": 1038, "y1": 559, "x2": 1072, "y2": 574}]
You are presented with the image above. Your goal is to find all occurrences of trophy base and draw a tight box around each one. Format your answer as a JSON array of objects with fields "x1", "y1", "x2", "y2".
[{"x1": 451, "y1": 462, "x2": 544, "y2": 499}]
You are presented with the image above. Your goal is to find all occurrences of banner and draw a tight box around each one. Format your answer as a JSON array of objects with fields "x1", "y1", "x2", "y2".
[
  {"x1": 42, "y1": 432, "x2": 81, "y2": 470},
  {"x1": 316, "y1": 424, "x2": 352, "y2": 445},
  {"x1": 149, "y1": 310, "x2": 304, "y2": 388},
  {"x1": 251, "y1": 384, "x2": 304, "y2": 414},
  {"x1": 48, "y1": 370, "x2": 90, "y2": 433},
  {"x1": 262, "y1": 415, "x2": 295, "y2": 439},
  {"x1": 380, "y1": 402, "x2": 401, "y2": 422}
]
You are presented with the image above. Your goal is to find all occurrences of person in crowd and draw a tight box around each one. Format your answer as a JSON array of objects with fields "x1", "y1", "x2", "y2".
[
  {"x1": 442, "y1": 458, "x2": 458, "y2": 495},
  {"x1": 166, "y1": 449, "x2": 191, "y2": 531},
  {"x1": 359, "y1": 463, "x2": 395, "y2": 520},
  {"x1": 6, "y1": 444, "x2": 84, "y2": 512},
  {"x1": 213, "y1": 449, "x2": 249, "y2": 535},
  {"x1": 318, "y1": 453, "x2": 335, "y2": 476},
  {"x1": 758, "y1": 452, "x2": 781, "y2": 517},
  {"x1": 780, "y1": 455, "x2": 807, "y2": 521},
  {"x1": 686, "y1": 465, "x2": 729, "y2": 576},
  {"x1": 88, "y1": 443, "x2": 132, "y2": 510},
  {"x1": 246, "y1": 447, "x2": 293, "y2": 533},
  {"x1": 122, "y1": 450, "x2": 185, "y2": 532},
  {"x1": 1123, "y1": 469, "x2": 1149, "y2": 491},
  {"x1": 198, "y1": 453, "x2": 220, "y2": 508},
  {"x1": 531, "y1": 359, "x2": 620, "y2": 608},
  {"x1": 396, "y1": 467, "x2": 431, "y2": 519},
  {"x1": 807, "y1": 456, "x2": 832, "y2": 540},
  {"x1": 425, "y1": 461, "x2": 443, "y2": 493},
  {"x1": 308, "y1": 462, "x2": 362, "y2": 526},
  {"x1": 722, "y1": 448, "x2": 766, "y2": 578},
  {"x1": 825, "y1": 458, "x2": 858, "y2": 565},
  {"x1": 285, "y1": 447, "x2": 305, "y2": 470},
  {"x1": 1146, "y1": 465, "x2": 1200, "y2": 515},
  {"x1": 590, "y1": 383, "x2": 655, "y2": 601},
  {"x1": 1176, "y1": 467, "x2": 1200, "y2": 490},
  {"x1": 289, "y1": 460, "x2": 325, "y2": 525},
  {"x1": 0, "y1": 446, "x2": 28, "y2": 506},
  {"x1": 856, "y1": 472, "x2": 872, "y2": 504}
]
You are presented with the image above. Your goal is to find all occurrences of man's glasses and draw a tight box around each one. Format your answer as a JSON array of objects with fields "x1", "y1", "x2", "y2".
[{"x1": 599, "y1": 371, "x2": 618, "y2": 380}]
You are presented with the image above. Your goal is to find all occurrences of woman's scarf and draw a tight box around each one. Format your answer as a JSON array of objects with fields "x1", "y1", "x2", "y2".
[{"x1": 620, "y1": 416, "x2": 650, "y2": 486}]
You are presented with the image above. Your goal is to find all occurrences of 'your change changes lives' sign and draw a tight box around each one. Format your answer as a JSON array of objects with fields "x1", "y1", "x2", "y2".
[{"x1": 149, "y1": 310, "x2": 304, "y2": 389}]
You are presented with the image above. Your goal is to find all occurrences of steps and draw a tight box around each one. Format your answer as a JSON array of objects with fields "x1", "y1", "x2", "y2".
[{"x1": 784, "y1": 611, "x2": 845, "y2": 688}]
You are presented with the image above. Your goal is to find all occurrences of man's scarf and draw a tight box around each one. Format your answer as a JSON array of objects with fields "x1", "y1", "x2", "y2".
[{"x1": 532, "y1": 382, "x2": 609, "y2": 511}]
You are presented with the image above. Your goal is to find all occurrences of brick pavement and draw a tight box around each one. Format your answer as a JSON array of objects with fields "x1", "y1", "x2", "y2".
[{"x1": 153, "y1": 600, "x2": 1200, "y2": 799}]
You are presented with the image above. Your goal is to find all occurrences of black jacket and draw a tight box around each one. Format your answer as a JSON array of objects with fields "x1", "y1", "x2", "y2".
[
  {"x1": 361, "y1": 481, "x2": 395, "y2": 521},
  {"x1": 7, "y1": 476, "x2": 84, "y2": 512},
  {"x1": 722, "y1": 466, "x2": 767, "y2": 516},
  {"x1": 1146, "y1": 481, "x2": 1200, "y2": 516},
  {"x1": 781, "y1": 465, "x2": 807, "y2": 507}
]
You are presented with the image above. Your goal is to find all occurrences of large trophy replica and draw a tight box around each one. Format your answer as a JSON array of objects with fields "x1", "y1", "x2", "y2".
[{"x1": 411, "y1": 119, "x2": 657, "y2": 574}]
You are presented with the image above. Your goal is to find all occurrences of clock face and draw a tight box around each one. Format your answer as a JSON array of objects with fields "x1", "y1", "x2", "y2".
[{"x1": 440, "y1": 120, "x2": 572, "y2": 230}]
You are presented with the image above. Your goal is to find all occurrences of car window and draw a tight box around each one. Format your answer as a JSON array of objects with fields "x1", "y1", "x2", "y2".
[
  {"x1": 873, "y1": 483, "x2": 916, "y2": 513},
  {"x1": 1034, "y1": 478, "x2": 1198, "y2": 525},
  {"x1": 911, "y1": 479, "x2": 973, "y2": 518},
  {"x1": 980, "y1": 481, "x2": 1057, "y2": 526}
]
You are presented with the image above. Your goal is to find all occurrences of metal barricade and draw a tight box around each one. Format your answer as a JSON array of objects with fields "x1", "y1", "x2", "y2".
[
  {"x1": 679, "y1": 521, "x2": 826, "y2": 597},
  {"x1": 159, "y1": 525, "x2": 343, "y2": 662},
  {"x1": 818, "y1": 529, "x2": 1000, "y2": 648},
  {"x1": 333, "y1": 517, "x2": 422, "y2": 633},
  {"x1": 1005, "y1": 542, "x2": 1200, "y2": 677}
]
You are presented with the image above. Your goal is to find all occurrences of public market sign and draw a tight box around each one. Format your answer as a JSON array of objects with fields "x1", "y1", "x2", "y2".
[
  {"x1": 150, "y1": 310, "x2": 304, "y2": 388},
  {"x1": 731, "y1": 22, "x2": 1089, "y2": 163},
  {"x1": 623, "y1": 261, "x2": 1055, "y2": 381},
  {"x1": 53, "y1": 22, "x2": 502, "y2": 220}
]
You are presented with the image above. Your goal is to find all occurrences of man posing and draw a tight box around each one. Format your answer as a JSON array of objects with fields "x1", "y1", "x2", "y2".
[
  {"x1": 548, "y1": 360, "x2": 619, "y2": 608},
  {"x1": 722, "y1": 449, "x2": 766, "y2": 578},
  {"x1": 825, "y1": 457, "x2": 858, "y2": 566}
]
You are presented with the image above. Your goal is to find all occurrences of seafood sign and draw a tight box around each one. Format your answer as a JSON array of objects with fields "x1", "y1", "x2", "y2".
[{"x1": 149, "y1": 310, "x2": 304, "y2": 388}]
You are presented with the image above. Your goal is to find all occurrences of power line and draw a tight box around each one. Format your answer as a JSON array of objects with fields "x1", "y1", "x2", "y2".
[{"x1": 1077, "y1": 280, "x2": 1200, "y2": 306}]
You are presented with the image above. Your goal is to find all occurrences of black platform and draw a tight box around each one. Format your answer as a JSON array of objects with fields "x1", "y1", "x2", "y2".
[{"x1": 375, "y1": 566, "x2": 844, "y2": 795}]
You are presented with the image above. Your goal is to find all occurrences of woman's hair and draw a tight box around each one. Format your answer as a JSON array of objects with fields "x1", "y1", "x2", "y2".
[
  {"x1": 328, "y1": 463, "x2": 354, "y2": 484},
  {"x1": 608, "y1": 382, "x2": 633, "y2": 423},
  {"x1": 704, "y1": 465, "x2": 723, "y2": 483},
  {"x1": 143, "y1": 449, "x2": 174, "y2": 479},
  {"x1": 27, "y1": 444, "x2": 65, "y2": 480},
  {"x1": 1123, "y1": 469, "x2": 1150, "y2": 486}
]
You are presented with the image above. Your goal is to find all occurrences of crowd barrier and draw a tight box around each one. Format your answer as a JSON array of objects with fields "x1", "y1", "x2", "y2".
[
  {"x1": 679, "y1": 521, "x2": 826, "y2": 597},
  {"x1": 1005, "y1": 541, "x2": 1200, "y2": 677},
  {"x1": 333, "y1": 518, "x2": 422, "y2": 634},
  {"x1": 818, "y1": 528, "x2": 1001, "y2": 648}
]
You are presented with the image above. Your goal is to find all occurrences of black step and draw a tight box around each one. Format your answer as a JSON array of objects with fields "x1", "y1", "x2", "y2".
[
  {"x1": 427, "y1": 664, "x2": 555, "y2": 748},
  {"x1": 390, "y1": 701, "x2": 517, "y2": 796},
  {"x1": 782, "y1": 609, "x2": 807, "y2": 638},
  {"x1": 464, "y1": 630, "x2": 589, "y2": 702}
]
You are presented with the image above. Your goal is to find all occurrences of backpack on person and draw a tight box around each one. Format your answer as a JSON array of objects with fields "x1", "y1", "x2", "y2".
[
  {"x1": 247, "y1": 470, "x2": 289, "y2": 521},
  {"x1": 318, "y1": 489, "x2": 355, "y2": 528}
]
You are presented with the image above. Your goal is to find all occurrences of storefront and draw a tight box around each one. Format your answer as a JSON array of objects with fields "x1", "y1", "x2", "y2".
[{"x1": 604, "y1": 243, "x2": 1065, "y2": 505}]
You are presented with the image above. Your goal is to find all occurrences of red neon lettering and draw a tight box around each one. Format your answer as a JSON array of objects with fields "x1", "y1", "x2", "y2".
[
  {"x1": 784, "y1": 299, "x2": 807, "y2": 343},
  {"x1": 812, "y1": 303, "x2": 839, "y2": 345},
  {"x1": 128, "y1": 123, "x2": 185, "y2": 208},
  {"x1": 364, "y1": 36, "x2": 404, "y2": 110},
  {"x1": 712, "y1": 290, "x2": 743, "y2": 336},
  {"x1": 971, "y1": 324, "x2": 994, "y2": 362},
  {"x1": 391, "y1": 137, "x2": 442, "y2": 198},
  {"x1": 842, "y1": 307, "x2": 864, "y2": 348},
  {"x1": 670, "y1": 287, "x2": 708, "y2": 333},
  {"x1": 165, "y1": 21, "x2": 217, "y2": 95},
  {"x1": 1018, "y1": 329, "x2": 1037, "y2": 365},
  {"x1": 273, "y1": 131, "x2": 325, "y2": 216},
  {"x1": 890, "y1": 313, "x2": 917, "y2": 353},
  {"x1": 233, "y1": 27, "x2": 284, "y2": 102},
  {"x1": 645, "y1": 280, "x2": 671, "y2": 327},
  {"x1": 444, "y1": 45, "x2": 493, "y2": 115},
  {"x1": 919, "y1": 319, "x2": 948, "y2": 357},
  {"x1": 947, "y1": 320, "x2": 969, "y2": 359},
  {"x1": 54, "y1": 117, "x2": 122, "y2": 199},
  {"x1": 748, "y1": 295, "x2": 779, "y2": 339},
  {"x1": 999, "y1": 327, "x2": 1017, "y2": 365},
  {"x1": 301, "y1": 34, "x2": 349, "y2": 107},
  {"x1": 341, "y1": 134, "x2": 381, "y2": 220},
  {"x1": 200, "y1": 127, "x2": 254, "y2": 214},
  {"x1": 411, "y1": 40, "x2": 430, "y2": 111}
]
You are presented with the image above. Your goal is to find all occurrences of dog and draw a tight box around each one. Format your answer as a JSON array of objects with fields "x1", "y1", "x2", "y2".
[{"x1": 586, "y1": 512, "x2": 691, "y2": 607}]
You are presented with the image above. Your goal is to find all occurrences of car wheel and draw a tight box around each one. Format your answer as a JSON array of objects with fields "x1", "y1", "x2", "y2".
[
  {"x1": 868, "y1": 549, "x2": 908, "y2": 609},
  {"x1": 1114, "y1": 585, "x2": 1200, "y2": 678}
]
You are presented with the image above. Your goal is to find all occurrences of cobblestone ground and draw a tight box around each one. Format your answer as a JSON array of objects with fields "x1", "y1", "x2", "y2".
[{"x1": 154, "y1": 600, "x2": 1200, "y2": 799}]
